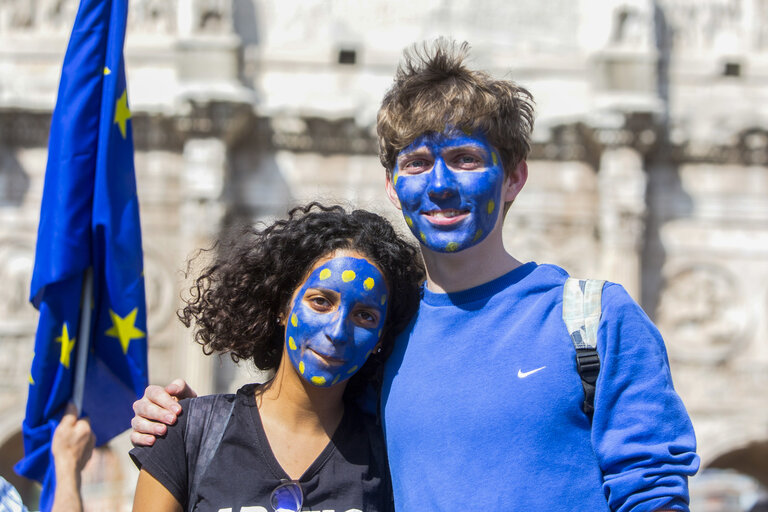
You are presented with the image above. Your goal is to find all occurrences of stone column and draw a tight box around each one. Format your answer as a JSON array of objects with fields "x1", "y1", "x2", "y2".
[
  {"x1": 175, "y1": 0, "x2": 243, "y2": 99},
  {"x1": 178, "y1": 138, "x2": 226, "y2": 396},
  {"x1": 598, "y1": 146, "x2": 647, "y2": 300}
]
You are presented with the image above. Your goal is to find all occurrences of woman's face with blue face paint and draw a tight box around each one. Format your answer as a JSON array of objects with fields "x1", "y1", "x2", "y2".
[
  {"x1": 390, "y1": 131, "x2": 505, "y2": 253},
  {"x1": 284, "y1": 251, "x2": 388, "y2": 388}
]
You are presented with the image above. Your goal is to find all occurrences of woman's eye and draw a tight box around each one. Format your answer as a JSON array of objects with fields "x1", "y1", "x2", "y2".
[
  {"x1": 355, "y1": 310, "x2": 378, "y2": 325},
  {"x1": 309, "y1": 296, "x2": 331, "y2": 309}
]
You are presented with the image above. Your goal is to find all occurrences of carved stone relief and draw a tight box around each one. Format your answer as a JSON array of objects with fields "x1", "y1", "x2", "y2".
[
  {"x1": 128, "y1": 0, "x2": 177, "y2": 34},
  {"x1": 37, "y1": 0, "x2": 77, "y2": 31},
  {"x1": 658, "y1": 0, "x2": 745, "y2": 53},
  {"x1": 0, "y1": 238, "x2": 36, "y2": 336},
  {"x1": 0, "y1": 238, "x2": 35, "y2": 392},
  {"x1": 435, "y1": 0, "x2": 579, "y2": 51},
  {"x1": 609, "y1": 0, "x2": 653, "y2": 49},
  {"x1": 0, "y1": 0, "x2": 34, "y2": 31},
  {"x1": 503, "y1": 219, "x2": 599, "y2": 279},
  {"x1": 195, "y1": 0, "x2": 231, "y2": 32},
  {"x1": 178, "y1": 0, "x2": 233, "y2": 36},
  {"x1": 142, "y1": 242, "x2": 177, "y2": 338},
  {"x1": 0, "y1": 0, "x2": 77, "y2": 33},
  {"x1": 656, "y1": 263, "x2": 751, "y2": 363}
]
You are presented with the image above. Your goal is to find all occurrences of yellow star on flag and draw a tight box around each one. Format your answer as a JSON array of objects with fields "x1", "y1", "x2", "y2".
[
  {"x1": 114, "y1": 89, "x2": 131, "y2": 139},
  {"x1": 105, "y1": 308, "x2": 145, "y2": 354},
  {"x1": 56, "y1": 323, "x2": 76, "y2": 369}
]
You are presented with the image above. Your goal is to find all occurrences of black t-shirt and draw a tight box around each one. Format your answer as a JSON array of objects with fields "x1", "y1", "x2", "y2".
[{"x1": 130, "y1": 384, "x2": 392, "y2": 512}]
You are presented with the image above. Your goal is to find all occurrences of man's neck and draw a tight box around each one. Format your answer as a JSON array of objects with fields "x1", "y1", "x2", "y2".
[{"x1": 420, "y1": 234, "x2": 524, "y2": 294}]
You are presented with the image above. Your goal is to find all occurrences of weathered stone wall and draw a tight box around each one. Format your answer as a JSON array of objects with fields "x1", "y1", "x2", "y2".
[{"x1": 0, "y1": 0, "x2": 767, "y2": 509}]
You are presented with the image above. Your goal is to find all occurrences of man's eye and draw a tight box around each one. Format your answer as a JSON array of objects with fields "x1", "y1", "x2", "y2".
[
  {"x1": 454, "y1": 154, "x2": 482, "y2": 169},
  {"x1": 403, "y1": 159, "x2": 430, "y2": 171}
]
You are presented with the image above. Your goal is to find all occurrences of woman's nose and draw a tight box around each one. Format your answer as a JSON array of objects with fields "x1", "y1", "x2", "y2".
[{"x1": 325, "y1": 311, "x2": 352, "y2": 344}]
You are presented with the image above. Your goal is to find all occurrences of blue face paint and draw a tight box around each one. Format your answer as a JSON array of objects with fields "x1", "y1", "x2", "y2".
[
  {"x1": 392, "y1": 131, "x2": 505, "y2": 253},
  {"x1": 285, "y1": 256, "x2": 388, "y2": 388}
]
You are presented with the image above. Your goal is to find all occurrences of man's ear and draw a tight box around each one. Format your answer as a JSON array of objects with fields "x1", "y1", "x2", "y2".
[
  {"x1": 384, "y1": 171, "x2": 402, "y2": 210},
  {"x1": 503, "y1": 160, "x2": 528, "y2": 203}
]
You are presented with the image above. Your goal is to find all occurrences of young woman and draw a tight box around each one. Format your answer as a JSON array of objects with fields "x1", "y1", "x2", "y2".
[{"x1": 130, "y1": 203, "x2": 424, "y2": 512}]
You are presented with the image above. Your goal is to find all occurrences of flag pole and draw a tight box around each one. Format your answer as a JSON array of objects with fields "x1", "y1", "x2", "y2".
[{"x1": 72, "y1": 267, "x2": 93, "y2": 415}]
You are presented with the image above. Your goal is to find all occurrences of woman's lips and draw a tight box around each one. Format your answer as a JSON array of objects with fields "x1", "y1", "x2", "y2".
[{"x1": 307, "y1": 348, "x2": 345, "y2": 367}]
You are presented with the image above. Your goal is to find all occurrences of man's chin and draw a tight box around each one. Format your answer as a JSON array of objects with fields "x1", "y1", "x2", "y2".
[{"x1": 419, "y1": 236, "x2": 476, "y2": 254}]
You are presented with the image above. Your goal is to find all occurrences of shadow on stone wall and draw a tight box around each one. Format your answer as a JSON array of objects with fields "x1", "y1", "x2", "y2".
[{"x1": 0, "y1": 147, "x2": 29, "y2": 208}]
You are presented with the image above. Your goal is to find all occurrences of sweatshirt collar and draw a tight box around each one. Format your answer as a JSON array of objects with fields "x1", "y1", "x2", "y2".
[{"x1": 421, "y1": 261, "x2": 537, "y2": 307}]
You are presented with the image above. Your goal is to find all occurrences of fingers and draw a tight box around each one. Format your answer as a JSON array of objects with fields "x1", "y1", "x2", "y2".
[
  {"x1": 52, "y1": 407, "x2": 96, "y2": 471},
  {"x1": 134, "y1": 385, "x2": 182, "y2": 420},
  {"x1": 131, "y1": 414, "x2": 168, "y2": 437},
  {"x1": 130, "y1": 430, "x2": 157, "y2": 447},
  {"x1": 64, "y1": 403, "x2": 78, "y2": 417},
  {"x1": 58, "y1": 405, "x2": 77, "y2": 428},
  {"x1": 130, "y1": 382, "x2": 188, "y2": 447},
  {"x1": 165, "y1": 378, "x2": 197, "y2": 400}
]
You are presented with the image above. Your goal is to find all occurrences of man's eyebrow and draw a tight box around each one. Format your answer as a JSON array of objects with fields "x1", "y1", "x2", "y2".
[
  {"x1": 443, "y1": 141, "x2": 486, "y2": 150},
  {"x1": 397, "y1": 146, "x2": 431, "y2": 158}
]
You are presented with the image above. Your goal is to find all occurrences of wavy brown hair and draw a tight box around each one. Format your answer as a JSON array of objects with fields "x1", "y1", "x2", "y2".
[
  {"x1": 377, "y1": 38, "x2": 535, "y2": 175},
  {"x1": 179, "y1": 202, "x2": 424, "y2": 395}
]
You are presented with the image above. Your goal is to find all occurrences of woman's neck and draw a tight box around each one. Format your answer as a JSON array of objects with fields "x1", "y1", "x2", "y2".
[
  {"x1": 256, "y1": 360, "x2": 348, "y2": 480},
  {"x1": 257, "y1": 361, "x2": 346, "y2": 434}
]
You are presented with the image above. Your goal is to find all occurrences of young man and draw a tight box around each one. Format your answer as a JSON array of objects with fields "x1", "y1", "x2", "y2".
[{"x1": 131, "y1": 40, "x2": 699, "y2": 511}]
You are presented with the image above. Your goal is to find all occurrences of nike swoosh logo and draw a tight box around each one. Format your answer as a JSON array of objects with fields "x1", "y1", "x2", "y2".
[{"x1": 517, "y1": 366, "x2": 546, "y2": 378}]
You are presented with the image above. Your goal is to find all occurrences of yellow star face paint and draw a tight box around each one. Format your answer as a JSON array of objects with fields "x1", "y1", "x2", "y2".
[
  {"x1": 392, "y1": 130, "x2": 506, "y2": 253},
  {"x1": 285, "y1": 256, "x2": 388, "y2": 388}
]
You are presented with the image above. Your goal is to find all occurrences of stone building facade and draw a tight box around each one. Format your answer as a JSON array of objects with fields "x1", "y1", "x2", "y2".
[{"x1": 0, "y1": 0, "x2": 766, "y2": 509}]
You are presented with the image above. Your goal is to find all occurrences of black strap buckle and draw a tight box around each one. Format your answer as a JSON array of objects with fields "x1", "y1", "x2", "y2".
[
  {"x1": 575, "y1": 348, "x2": 600, "y2": 384},
  {"x1": 575, "y1": 348, "x2": 600, "y2": 418}
]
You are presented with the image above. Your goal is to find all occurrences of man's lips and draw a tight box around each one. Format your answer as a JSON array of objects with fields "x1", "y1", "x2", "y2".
[{"x1": 422, "y1": 209, "x2": 469, "y2": 225}]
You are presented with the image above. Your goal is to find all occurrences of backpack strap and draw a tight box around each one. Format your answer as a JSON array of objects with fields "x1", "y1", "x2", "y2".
[
  {"x1": 562, "y1": 278, "x2": 605, "y2": 419},
  {"x1": 184, "y1": 393, "x2": 236, "y2": 511}
]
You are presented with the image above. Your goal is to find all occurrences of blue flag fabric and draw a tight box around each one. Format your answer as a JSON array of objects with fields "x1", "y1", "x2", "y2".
[{"x1": 15, "y1": 0, "x2": 148, "y2": 509}]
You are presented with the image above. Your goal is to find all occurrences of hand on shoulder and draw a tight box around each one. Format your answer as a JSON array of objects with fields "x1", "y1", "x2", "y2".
[{"x1": 130, "y1": 379, "x2": 196, "y2": 447}]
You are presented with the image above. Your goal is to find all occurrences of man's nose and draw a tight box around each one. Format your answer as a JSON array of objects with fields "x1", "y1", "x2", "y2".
[{"x1": 426, "y1": 158, "x2": 459, "y2": 200}]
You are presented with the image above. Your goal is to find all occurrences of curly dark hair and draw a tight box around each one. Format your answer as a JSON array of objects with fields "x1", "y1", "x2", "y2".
[{"x1": 179, "y1": 202, "x2": 425, "y2": 395}]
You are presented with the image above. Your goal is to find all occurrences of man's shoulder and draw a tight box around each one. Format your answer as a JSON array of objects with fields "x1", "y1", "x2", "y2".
[{"x1": 503, "y1": 262, "x2": 569, "y2": 298}]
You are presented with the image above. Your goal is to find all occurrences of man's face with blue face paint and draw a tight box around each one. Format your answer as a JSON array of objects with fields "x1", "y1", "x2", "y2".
[
  {"x1": 387, "y1": 131, "x2": 508, "y2": 253},
  {"x1": 284, "y1": 251, "x2": 388, "y2": 388}
]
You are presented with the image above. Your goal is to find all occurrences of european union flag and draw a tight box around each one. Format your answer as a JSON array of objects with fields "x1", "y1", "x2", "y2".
[{"x1": 15, "y1": 0, "x2": 148, "y2": 509}]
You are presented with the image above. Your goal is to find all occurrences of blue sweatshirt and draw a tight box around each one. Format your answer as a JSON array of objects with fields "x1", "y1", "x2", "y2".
[{"x1": 381, "y1": 263, "x2": 699, "y2": 511}]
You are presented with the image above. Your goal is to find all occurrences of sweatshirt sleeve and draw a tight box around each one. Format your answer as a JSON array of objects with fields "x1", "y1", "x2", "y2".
[{"x1": 591, "y1": 284, "x2": 700, "y2": 512}]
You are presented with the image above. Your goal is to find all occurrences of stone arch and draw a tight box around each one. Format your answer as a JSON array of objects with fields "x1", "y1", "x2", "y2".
[
  {"x1": 0, "y1": 403, "x2": 39, "y2": 509},
  {"x1": 707, "y1": 440, "x2": 768, "y2": 489}
]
